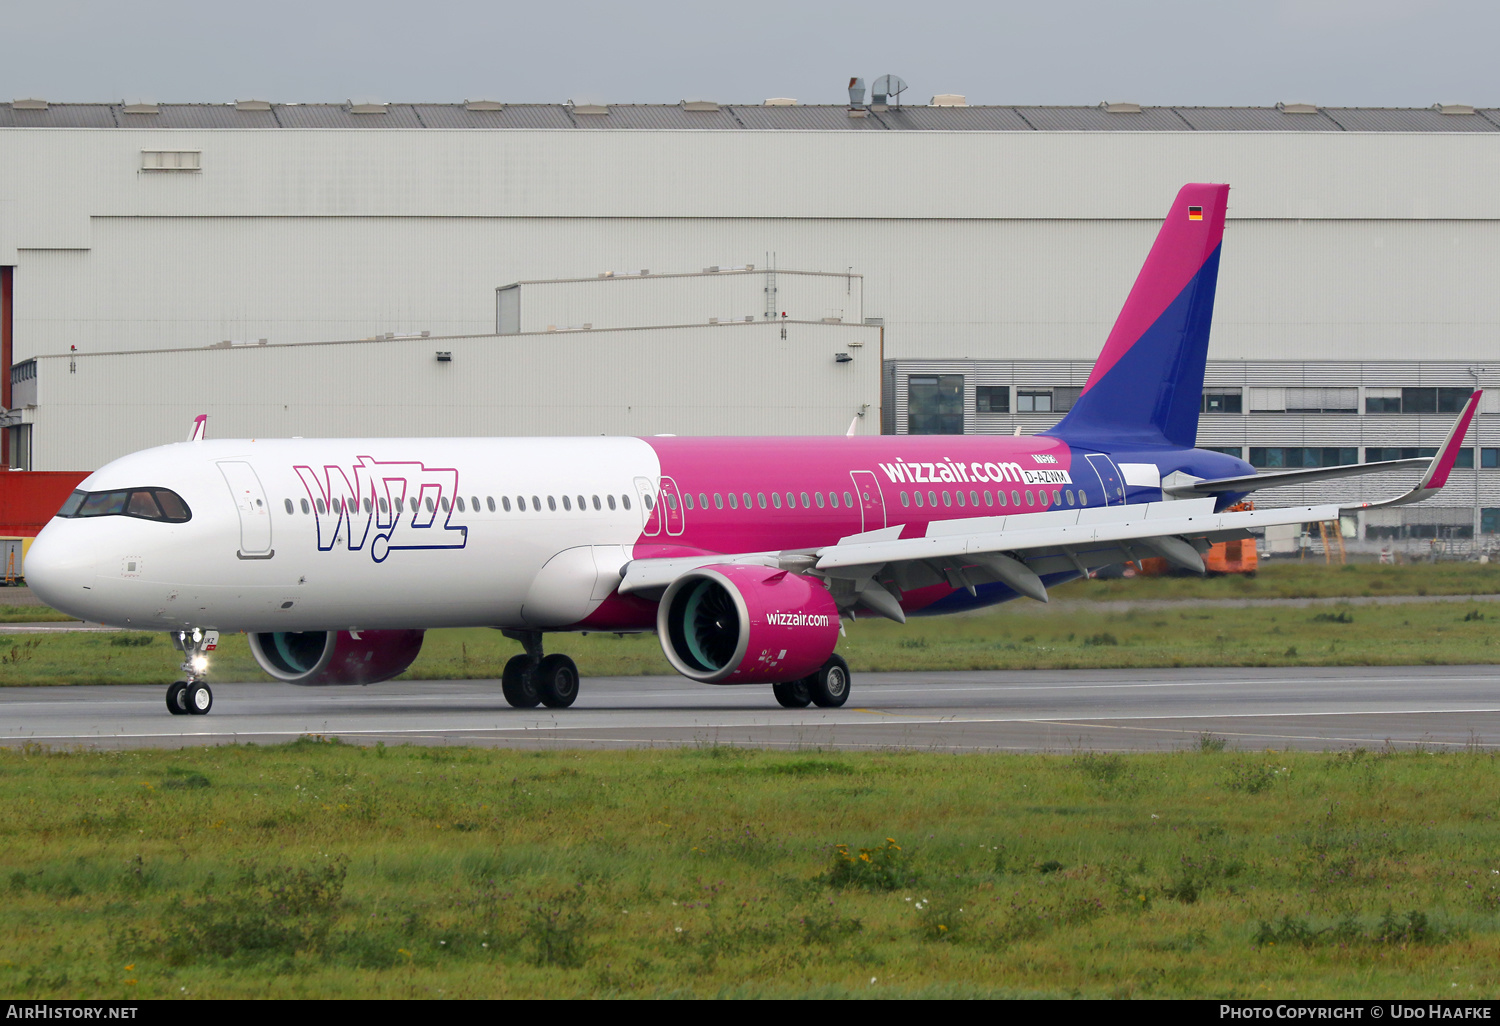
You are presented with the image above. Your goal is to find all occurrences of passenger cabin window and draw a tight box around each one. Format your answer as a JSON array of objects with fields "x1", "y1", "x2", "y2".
[
  {"x1": 58, "y1": 487, "x2": 192, "y2": 523},
  {"x1": 284, "y1": 498, "x2": 294, "y2": 514}
]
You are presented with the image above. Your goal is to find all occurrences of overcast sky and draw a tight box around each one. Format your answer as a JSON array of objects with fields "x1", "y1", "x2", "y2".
[{"x1": 3, "y1": 0, "x2": 1494, "y2": 108}]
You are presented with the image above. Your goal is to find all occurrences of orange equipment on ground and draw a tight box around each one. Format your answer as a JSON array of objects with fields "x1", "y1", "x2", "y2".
[{"x1": 1135, "y1": 499, "x2": 1259, "y2": 576}]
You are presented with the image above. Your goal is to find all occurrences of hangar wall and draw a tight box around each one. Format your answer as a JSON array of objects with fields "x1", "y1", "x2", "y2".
[
  {"x1": 15, "y1": 320, "x2": 880, "y2": 472},
  {"x1": 1, "y1": 106, "x2": 1498, "y2": 541},
  {"x1": 3, "y1": 126, "x2": 1499, "y2": 367}
]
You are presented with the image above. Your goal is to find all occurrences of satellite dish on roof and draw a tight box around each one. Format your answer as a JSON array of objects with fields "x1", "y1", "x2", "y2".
[{"x1": 872, "y1": 74, "x2": 907, "y2": 106}]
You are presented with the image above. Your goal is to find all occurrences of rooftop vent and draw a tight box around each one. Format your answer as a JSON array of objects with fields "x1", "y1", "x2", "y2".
[
  {"x1": 465, "y1": 99, "x2": 504, "y2": 111},
  {"x1": 11, "y1": 98, "x2": 47, "y2": 110},
  {"x1": 1101, "y1": 101, "x2": 1142, "y2": 113},
  {"x1": 1277, "y1": 102, "x2": 1319, "y2": 114},
  {"x1": 848, "y1": 77, "x2": 866, "y2": 108},
  {"x1": 763, "y1": 97, "x2": 797, "y2": 106},
  {"x1": 681, "y1": 100, "x2": 720, "y2": 112},
  {"x1": 570, "y1": 102, "x2": 608, "y2": 115},
  {"x1": 930, "y1": 93, "x2": 967, "y2": 106},
  {"x1": 348, "y1": 101, "x2": 389, "y2": 114},
  {"x1": 1435, "y1": 103, "x2": 1476, "y2": 115},
  {"x1": 121, "y1": 101, "x2": 159, "y2": 115},
  {"x1": 234, "y1": 99, "x2": 271, "y2": 111}
]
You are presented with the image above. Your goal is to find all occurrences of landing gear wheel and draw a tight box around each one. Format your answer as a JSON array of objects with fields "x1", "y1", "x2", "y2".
[
  {"x1": 772, "y1": 680, "x2": 812, "y2": 708},
  {"x1": 185, "y1": 682, "x2": 213, "y2": 715},
  {"x1": 501, "y1": 655, "x2": 541, "y2": 708},
  {"x1": 808, "y1": 654, "x2": 851, "y2": 708},
  {"x1": 536, "y1": 654, "x2": 580, "y2": 709},
  {"x1": 166, "y1": 681, "x2": 189, "y2": 716}
]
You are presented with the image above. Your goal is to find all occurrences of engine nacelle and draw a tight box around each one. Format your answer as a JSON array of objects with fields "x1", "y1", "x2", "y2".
[
  {"x1": 248, "y1": 630, "x2": 425, "y2": 686},
  {"x1": 657, "y1": 564, "x2": 840, "y2": 684}
]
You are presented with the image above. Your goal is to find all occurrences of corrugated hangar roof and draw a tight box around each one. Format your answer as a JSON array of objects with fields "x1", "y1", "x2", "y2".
[{"x1": 4, "y1": 101, "x2": 1500, "y2": 132}]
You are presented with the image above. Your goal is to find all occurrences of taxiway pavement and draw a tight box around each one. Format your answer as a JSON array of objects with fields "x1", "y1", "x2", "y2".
[{"x1": 1, "y1": 664, "x2": 1496, "y2": 753}]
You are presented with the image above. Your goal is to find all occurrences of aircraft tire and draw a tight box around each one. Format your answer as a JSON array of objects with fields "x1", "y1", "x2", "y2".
[
  {"x1": 166, "y1": 681, "x2": 189, "y2": 716},
  {"x1": 185, "y1": 682, "x2": 213, "y2": 715},
  {"x1": 772, "y1": 680, "x2": 812, "y2": 708},
  {"x1": 501, "y1": 655, "x2": 542, "y2": 708},
  {"x1": 808, "y1": 654, "x2": 851, "y2": 708},
  {"x1": 537, "y1": 654, "x2": 580, "y2": 709}
]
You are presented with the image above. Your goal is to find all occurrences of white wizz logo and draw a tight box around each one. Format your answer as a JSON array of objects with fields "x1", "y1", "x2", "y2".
[{"x1": 765, "y1": 612, "x2": 831, "y2": 627}]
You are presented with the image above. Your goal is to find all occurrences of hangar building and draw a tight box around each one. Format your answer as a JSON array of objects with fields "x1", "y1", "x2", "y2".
[{"x1": 1, "y1": 97, "x2": 1497, "y2": 544}]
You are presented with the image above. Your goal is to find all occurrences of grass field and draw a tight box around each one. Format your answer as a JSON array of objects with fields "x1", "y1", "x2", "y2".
[
  {"x1": 3, "y1": 740, "x2": 1499, "y2": 998},
  {"x1": 1049, "y1": 560, "x2": 1500, "y2": 602},
  {"x1": 1, "y1": 563, "x2": 1497, "y2": 687},
  {"x1": 0, "y1": 595, "x2": 1496, "y2": 686}
]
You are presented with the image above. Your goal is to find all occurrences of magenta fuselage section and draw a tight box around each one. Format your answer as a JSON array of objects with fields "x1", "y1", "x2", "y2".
[{"x1": 584, "y1": 434, "x2": 1083, "y2": 629}]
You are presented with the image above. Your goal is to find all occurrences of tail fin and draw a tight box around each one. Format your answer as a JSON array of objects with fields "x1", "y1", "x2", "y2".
[{"x1": 1046, "y1": 183, "x2": 1229, "y2": 448}]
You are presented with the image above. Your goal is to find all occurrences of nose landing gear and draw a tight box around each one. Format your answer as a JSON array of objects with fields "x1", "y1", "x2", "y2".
[{"x1": 166, "y1": 629, "x2": 219, "y2": 716}]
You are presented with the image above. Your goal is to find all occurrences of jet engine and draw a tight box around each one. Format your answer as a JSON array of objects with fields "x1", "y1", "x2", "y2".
[
  {"x1": 657, "y1": 564, "x2": 840, "y2": 684},
  {"x1": 248, "y1": 629, "x2": 425, "y2": 686}
]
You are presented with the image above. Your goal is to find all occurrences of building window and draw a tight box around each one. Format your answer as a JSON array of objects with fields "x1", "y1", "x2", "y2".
[
  {"x1": 1052, "y1": 387, "x2": 1082, "y2": 413},
  {"x1": 1203, "y1": 446, "x2": 1243, "y2": 458},
  {"x1": 1015, "y1": 390, "x2": 1052, "y2": 413},
  {"x1": 1201, "y1": 391, "x2": 1243, "y2": 414},
  {"x1": 908, "y1": 374, "x2": 964, "y2": 434},
  {"x1": 1249, "y1": 447, "x2": 1358, "y2": 468},
  {"x1": 1366, "y1": 446, "x2": 1438, "y2": 463},
  {"x1": 1286, "y1": 387, "x2": 1357, "y2": 413},
  {"x1": 1370, "y1": 387, "x2": 1474, "y2": 414},
  {"x1": 140, "y1": 149, "x2": 202, "y2": 172},
  {"x1": 976, "y1": 386, "x2": 1009, "y2": 414}
]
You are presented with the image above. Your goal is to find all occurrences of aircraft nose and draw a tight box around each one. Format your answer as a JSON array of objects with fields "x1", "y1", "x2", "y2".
[{"x1": 24, "y1": 524, "x2": 97, "y2": 615}]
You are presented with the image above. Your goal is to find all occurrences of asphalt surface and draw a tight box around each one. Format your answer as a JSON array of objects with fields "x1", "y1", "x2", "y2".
[{"x1": 1, "y1": 665, "x2": 1497, "y2": 753}]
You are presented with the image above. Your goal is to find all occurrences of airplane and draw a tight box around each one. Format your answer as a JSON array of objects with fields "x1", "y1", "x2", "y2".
[{"x1": 22, "y1": 183, "x2": 1482, "y2": 717}]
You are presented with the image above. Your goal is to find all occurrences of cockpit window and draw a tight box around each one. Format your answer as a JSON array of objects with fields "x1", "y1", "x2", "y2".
[{"x1": 57, "y1": 488, "x2": 192, "y2": 523}]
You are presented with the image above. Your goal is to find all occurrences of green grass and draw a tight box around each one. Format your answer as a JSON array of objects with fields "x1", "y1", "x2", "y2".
[
  {"x1": 0, "y1": 603, "x2": 76, "y2": 623},
  {"x1": 3, "y1": 741, "x2": 1500, "y2": 998},
  {"x1": 1050, "y1": 560, "x2": 1500, "y2": 602},
  {"x1": 0, "y1": 596, "x2": 1497, "y2": 686},
  {"x1": 2, "y1": 562, "x2": 1498, "y2": 686}
]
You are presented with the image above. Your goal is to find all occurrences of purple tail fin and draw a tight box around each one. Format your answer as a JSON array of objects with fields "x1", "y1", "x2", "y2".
[{"x1": 1046, "y1": 183, "x2": 1229, "y2": 448}]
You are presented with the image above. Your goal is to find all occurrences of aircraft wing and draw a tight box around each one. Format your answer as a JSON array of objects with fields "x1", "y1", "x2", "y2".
[
  {"x1": 619, "y1": 392, "x2": 1479, "y2": 620},
  {"x1": 619, "y1": 496, "x2": 1340, "y2": 622},
  {"x1": 1169, "y1": 391, "x2": 1482, "y2": 502},
  {"x1": 807, "y1": 497, "x2": 1339, "y2": 621}
]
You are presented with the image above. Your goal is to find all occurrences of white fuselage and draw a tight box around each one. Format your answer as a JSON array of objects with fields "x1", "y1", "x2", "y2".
[{"x1": 26, "y1": 437, "x2": 662, "y2": 632}]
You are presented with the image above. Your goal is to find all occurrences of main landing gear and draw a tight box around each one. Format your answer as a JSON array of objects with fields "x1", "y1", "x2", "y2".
[
  {"x1": 165, "y1": 628, "x2": 219, "y2": 716},
  {"x1": 500, "y1": 630, "x2": 579, "y2": 709},
  {"x1": 773, "y1": 654, "x2": 850, "y2": 709}
]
